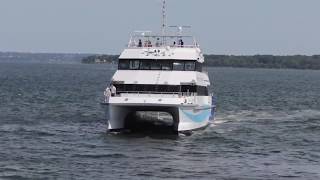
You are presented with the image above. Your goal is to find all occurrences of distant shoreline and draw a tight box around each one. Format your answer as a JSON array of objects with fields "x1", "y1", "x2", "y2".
[
  {"x1": 81, "y1": 54, "x2": 320, "y2": 70},
  {"x1": 1, "y1": 52, "x2": 319, "y2": 70}
]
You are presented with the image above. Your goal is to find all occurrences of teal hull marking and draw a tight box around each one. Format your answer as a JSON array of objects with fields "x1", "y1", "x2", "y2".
[{"x1": 181, "y1": 109, "x2": 211, "y2": 123}]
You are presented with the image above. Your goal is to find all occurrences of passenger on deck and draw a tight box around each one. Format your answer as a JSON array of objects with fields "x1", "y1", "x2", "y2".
[
  {"x1": 110, "y1": 84, "x2": 116, "y2": 96},
  {"x1": 173, "y1": 41, "x2": 176, "y2": 47},
  {"x1": 180, "y1": 39, "x2": 184, "y2": 47},
  {"x1": 138, "y1": 39, "x2": 142, "y2": 47},
  {"x1": 156, "y1": 38, "x2": 160, "y2": 47},
  {"x1": 148, "y1": 40, "x2": 152, "y2": 47},
  {"x1": 104, "y1": 87, "x2": 111, "y2": 102}
]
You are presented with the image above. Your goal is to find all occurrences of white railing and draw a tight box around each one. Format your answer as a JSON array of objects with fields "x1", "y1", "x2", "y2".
[
  {"x1": 127, "y1": 34, "x2": 199, "y2": 49},
  {"x1": 114, "y1": 91, "x2": 198, "y2": 104},
  {"x1": 116, "y1": 91, "x2": 197, "y2": 97},
  {"x1": 127, "y1": 44, "x2": 199, "y2": 49}
]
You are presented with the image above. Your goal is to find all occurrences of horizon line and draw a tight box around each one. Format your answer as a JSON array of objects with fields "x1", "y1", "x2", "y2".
[{"x1": 1, "y1": 51, "x2": 319, "y2": 57}]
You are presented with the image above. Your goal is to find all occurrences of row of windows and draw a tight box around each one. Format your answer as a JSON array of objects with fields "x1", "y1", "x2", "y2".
[
  {"x1": 118, "y1": 59, "x2": 203, "y2": 72},
  {"x1": 114, "y1": 84, "x2": 209, "y2": 96}
]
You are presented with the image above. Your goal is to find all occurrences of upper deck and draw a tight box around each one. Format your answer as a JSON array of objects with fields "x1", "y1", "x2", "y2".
[{"x1": 119, "y1": 32, "x2": 204, "y2": 62}]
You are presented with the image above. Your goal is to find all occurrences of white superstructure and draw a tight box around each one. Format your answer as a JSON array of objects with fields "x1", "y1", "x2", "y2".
[{"x1": 105, "y1": 0, "x2": 215, "y2": 133}]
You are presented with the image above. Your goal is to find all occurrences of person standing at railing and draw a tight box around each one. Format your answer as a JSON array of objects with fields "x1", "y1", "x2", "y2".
[
  {"x1": 178, "y1": 39, "x2": 184, "y2": 47},
  {"x1": 156, "y1": 38, "x2": 160, "y2": 47},
  {"x1": 111, "y1": 84, "x2": 117, "y2": 97},
  {"x1": 138, "y1": 39, "x2": 142, "y2": 47},
  {"x1": 104, "y1": 87, "x2": 111, "y2": 103}
]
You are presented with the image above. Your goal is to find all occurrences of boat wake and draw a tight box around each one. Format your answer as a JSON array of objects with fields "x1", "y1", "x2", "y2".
[{"x1": 212, "y1": 109, "x2": 320, "y2": 125}]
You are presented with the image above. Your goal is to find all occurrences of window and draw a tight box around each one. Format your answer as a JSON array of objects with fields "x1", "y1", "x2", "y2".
[
  {"x1": 185, "y1": 61, "x2": 196, "y2": 71},
  {"x1": 150, "y1": 61, "x2": 161, "y2": 70},
  {"x1": 167, "y1": 85, "x2": 180, "y2": 92},
  {"x1": 114, "y1": 84, "x2": 209, "y2": 96},
  {"x1": 173, "y1": 62, "x2": 184, "y2": 71},
  {"x1": 118, "y1": 60, "x2": 130, "y2": 70},
  {"x1": 196, "y1": 62, "x2": 202, "y2": 72},
  {"x1": 118, "y1": 59, "x2": 203, "y2": 71},
  {"x1": 130, "y1": 60, "x2": 140, "y2": 70},
  {"x1": 197, "y1": 86, "x2": 209, "y2": 96},
  {"x1": 140, "y1": 61, "x2": 151, "y2": 70},
  {"x1": 181, "y1": 85, "x2": 196, "y2": 93},
  {"x1": 161, "y1": 61, "x2": 172, "y2": 70}
]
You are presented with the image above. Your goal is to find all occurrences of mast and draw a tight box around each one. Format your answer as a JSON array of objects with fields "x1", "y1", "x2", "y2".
[{"x1": 161, "y1": 0, "x2": 167, "y2": 44}]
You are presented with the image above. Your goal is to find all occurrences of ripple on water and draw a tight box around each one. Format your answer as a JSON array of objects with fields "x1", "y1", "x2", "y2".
[{"x1": 1, "y1": 64, "x2": 320, "y2": 179}]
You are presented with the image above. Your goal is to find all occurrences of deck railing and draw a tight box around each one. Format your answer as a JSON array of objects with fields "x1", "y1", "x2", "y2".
[
  {"x1": 127, "y1": 44, "x2": 199, "y2": 49},
  {"x1": 127, "y1": 34, "x2": 199, "y2": 49},
  {"x1": 114, "y1": 91, "x2": 198, "y2": 104},
  {"x1": 116, "y1": 91, "x2": 197, "y2": 97}
]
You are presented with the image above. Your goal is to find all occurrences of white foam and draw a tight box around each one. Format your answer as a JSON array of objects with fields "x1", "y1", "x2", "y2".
[{"x1": 212, "y1": 109, "x2": 320, "y2": 125}]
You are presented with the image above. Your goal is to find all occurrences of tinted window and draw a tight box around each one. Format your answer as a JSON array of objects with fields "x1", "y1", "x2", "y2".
[
  {"x1": 140, "y1": 61, "x2": 151, "y2": 70},
  {"x1": 173, "y1": 62, "x2": 184, "y2": 71},
  {"x1": 130, "y1": 60, "x2": 140, "y2": 70},
  {"x1": 114, "y1": 84, "x2": 209, "y2": 95},
  {"x1": 196, "y1": 62, "x2": 202, "y2": 72},
  {"x1": 119, "y1": 60, "x2": 129, "y2": 70},
  {"x1": 118, "y1": 59, "x2": 202, "y2": 71},
  {"x1": 161, "y1": 61, "x2": 172, "y2": 70},
  {"x1": 185, "y1": 62, "x2": 195, "y2": 71},
  {"x1": 150, "y1": 61, "x2": 161, "y2": 70},
  {"x1": 197, "y1": 86, "x2": 209, "y2": 96},
  {"x1": 181, "y1": 85, "x2": 196, "y2": 93}
]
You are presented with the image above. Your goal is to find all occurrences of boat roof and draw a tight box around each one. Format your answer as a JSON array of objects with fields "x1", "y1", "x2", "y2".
[
  {"x1": 120, "y1": 31, "x2": 204, "y2": 62},
  {"x1": 127, "y1": 31, "x2": 199, "y2": 48}
]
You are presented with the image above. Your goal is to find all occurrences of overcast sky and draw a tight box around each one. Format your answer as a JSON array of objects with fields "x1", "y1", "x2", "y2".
[{"x1": 1, "y1": 0, "x2": 319, "y2": 55}]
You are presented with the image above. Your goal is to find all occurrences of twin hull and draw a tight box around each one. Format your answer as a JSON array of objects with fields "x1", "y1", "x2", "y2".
[{"x1": 107, "y1": 95, "x2": 214, "y2": 132}]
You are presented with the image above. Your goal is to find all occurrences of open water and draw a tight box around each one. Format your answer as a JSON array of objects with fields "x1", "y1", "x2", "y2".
[{"x1": 0, "y1": 63, "x2": 320, "y2": 179}]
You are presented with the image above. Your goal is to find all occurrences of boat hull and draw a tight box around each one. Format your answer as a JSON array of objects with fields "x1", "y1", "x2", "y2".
[{"x1": 107, "y1": 103, "x2": 215, "y2": 133}]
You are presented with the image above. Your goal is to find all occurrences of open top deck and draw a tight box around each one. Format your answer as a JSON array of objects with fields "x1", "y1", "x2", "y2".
[
  {"x1": 120, "y1": 32, "x2": 204, "y2": 61},
  {"x1": 128, "y1": 31, "x2": 200, "y2": 49}
]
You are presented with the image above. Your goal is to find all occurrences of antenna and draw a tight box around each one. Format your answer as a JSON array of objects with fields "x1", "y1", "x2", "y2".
[
  {"x1": 162, "y1": 0, "x2": 166, "y2": 36},
  {"x1": 161, "y1": 0, "x2": 167, "y2": 45}
]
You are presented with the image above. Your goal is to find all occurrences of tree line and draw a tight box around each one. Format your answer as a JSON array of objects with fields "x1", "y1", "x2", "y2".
[{"x1": 82, "y1": 54, "x2": 320, "y2": 70}]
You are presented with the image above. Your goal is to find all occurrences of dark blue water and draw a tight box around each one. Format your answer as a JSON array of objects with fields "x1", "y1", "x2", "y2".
[{"x1": 0, "y1": 63, "x2": 319, "y2": 179}]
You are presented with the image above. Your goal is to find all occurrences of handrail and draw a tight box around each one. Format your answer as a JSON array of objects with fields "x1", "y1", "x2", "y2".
[
  {"x1": 128, "y1": 33, "x2": 199, "y2": 49},
  {"x1": 127, "y1": 44, "x2": 199, "y2": 48}
]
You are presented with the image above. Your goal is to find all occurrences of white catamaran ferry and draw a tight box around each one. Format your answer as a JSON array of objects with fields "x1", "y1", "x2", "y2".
[{"x1": 104, "y1": 0, "x2": 215, "y2": 133}]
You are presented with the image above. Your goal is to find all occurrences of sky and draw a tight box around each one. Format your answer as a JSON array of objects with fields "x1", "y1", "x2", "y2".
[{"x1": 0, "y1": 0, "x2": 320, "y2": 55}]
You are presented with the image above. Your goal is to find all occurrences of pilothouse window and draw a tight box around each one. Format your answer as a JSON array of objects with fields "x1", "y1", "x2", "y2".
[
  {"x1": 185, "y1": 62, "x2": 196, "y2": 71},
  {"x1": 130, "y1": 60, "x2": 140, "y2": 69},
  {"x1": 118, "y1": 59, "x2": 202, "y2": 72},
  {"x1": 161, "y1": 61, "x2": 172, "y2": 70},
  {"x1": 150, "y1": 61, "x2": 161, "y2": 70},
  {"x1": 172, "y1": 62, "x2": 184, "y2": 71},
  {"x1": 140, "y1": 61, "x2": 151, "y2": 70},
  {"x1": 119, "y1": 60, "x2": 130, "y2": 70}
]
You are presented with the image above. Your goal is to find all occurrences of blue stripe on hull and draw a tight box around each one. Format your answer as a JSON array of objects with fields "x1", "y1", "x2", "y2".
[{"x1": 181, "y1": 109, "x2": 211, "y2": 123}]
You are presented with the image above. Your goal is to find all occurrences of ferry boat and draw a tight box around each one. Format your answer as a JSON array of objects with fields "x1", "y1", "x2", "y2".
[{"x1": 104, "y1": 0, "x2": 215, "y2": 133}]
